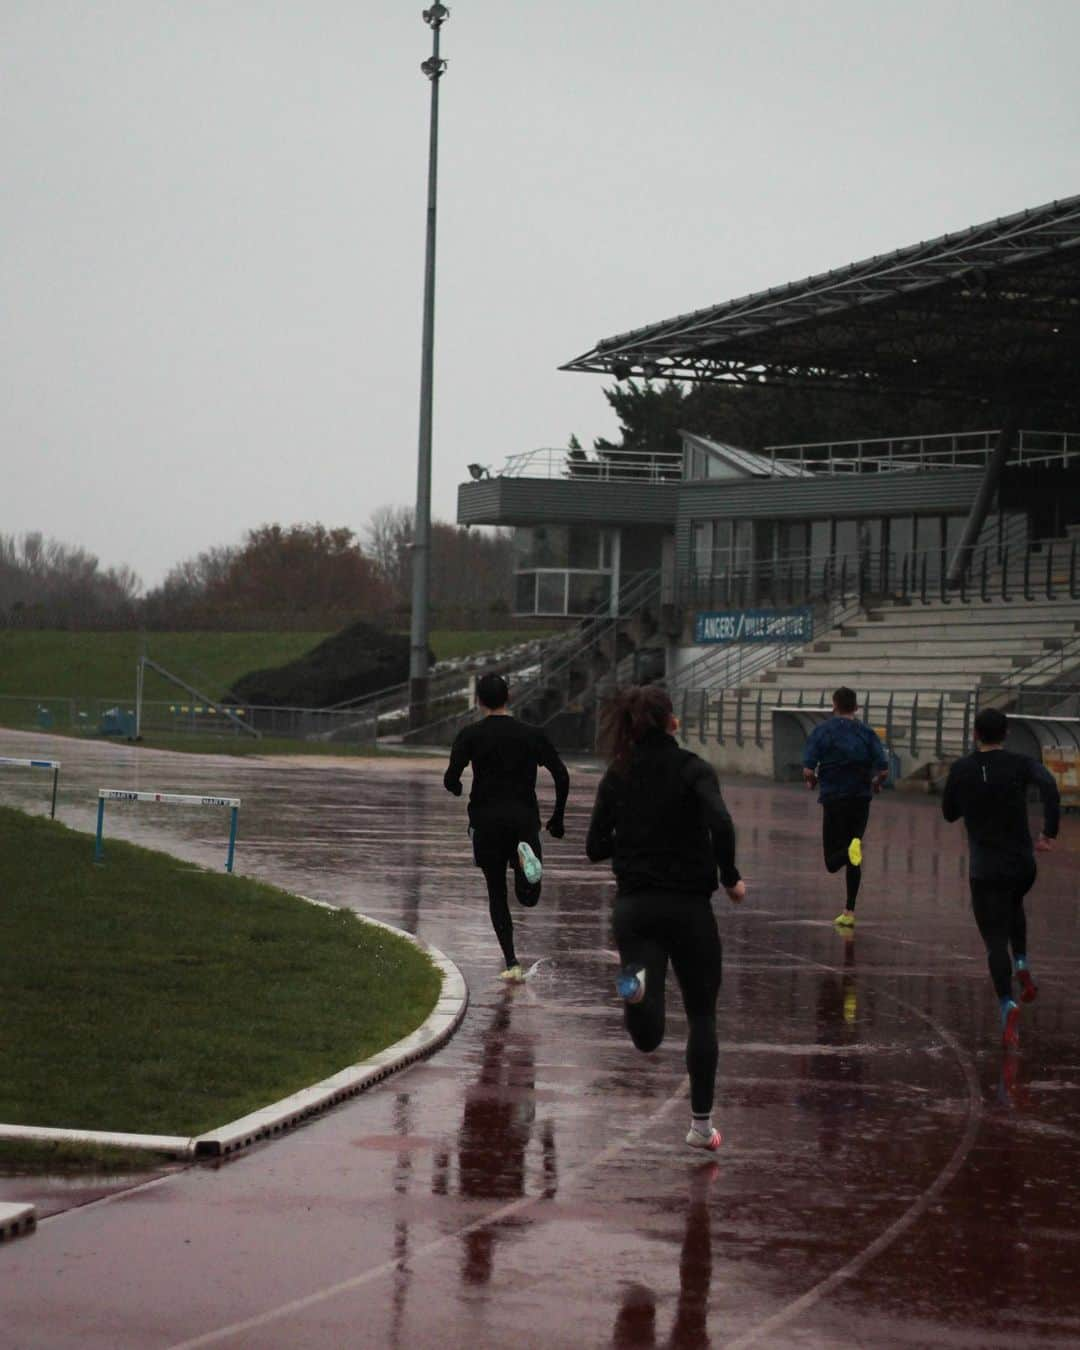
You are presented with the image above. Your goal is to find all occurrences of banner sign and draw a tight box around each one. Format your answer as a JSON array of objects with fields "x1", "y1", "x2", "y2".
[{"x1": 694, "y1": 605, "x2": 813, "y2": 644}]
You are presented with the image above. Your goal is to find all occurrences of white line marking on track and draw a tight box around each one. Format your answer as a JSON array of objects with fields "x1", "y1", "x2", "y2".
[
  {"x1": 724, "y1": 933, "x2": 983, "y2": 1350},
  {"x1": 165, "y1": 1082, "x2": 690, "y2": 1349}
]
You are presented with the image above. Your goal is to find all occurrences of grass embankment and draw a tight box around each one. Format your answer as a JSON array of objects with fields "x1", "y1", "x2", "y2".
[
  {"x1": 0, "y1": 805, "x2": 442, "y2": 1167},
  {"x1": 0, "y1": 629, "x2": 550, "y2": 705}
]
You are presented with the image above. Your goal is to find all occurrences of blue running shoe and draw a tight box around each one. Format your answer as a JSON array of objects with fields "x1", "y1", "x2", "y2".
[
  {"x1": 517, "y1": 841, "x2": 542, "y2": 886},
  {"x1": 616, "y1": 966, "x2": 646, "y2": 1004}
]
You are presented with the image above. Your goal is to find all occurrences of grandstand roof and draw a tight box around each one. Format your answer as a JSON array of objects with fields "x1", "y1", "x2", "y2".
[{"x1": 562, "y1": 194, "x2": 1080, "y2": 408}]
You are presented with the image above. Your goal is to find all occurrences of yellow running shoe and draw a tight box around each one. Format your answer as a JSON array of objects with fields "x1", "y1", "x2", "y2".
[
  {"x1": 499, "y1": 964, "x2": 525, "y2": 983},
  {"x1": 847, "y1": 837, "x2": 863, "y2": 867},
  {"x1": 834, "y1": 910, "x2": 856, "y2": 928}
]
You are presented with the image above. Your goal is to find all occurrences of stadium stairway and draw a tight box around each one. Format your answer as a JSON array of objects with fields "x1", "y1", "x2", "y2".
[{"x1": 680, "y1": 535, "x2": 1080, "y2": 782}]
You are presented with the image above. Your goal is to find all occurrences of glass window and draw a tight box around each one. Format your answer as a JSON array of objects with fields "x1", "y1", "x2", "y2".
[
  {"x1": 732, "y1": 520, "x2": 752, "y2": 569},
  {"x1": 567, "y1": 527, "x2": 603, "y2": 569},
  {"x1": 778, "y1": 521, "x2": 810, "y2": 561},
  {"x1": 916, "y1": 515, "x2": 943, "y2": 555},
  {"x1": 536, "y1": 573, "x2": 567, "y2": 614},
  {"x1": 835, "y1": 519, "x2": 859, "y2": 559},
  {"x1": 888, "y1": 515, "x2": 914, "y2": 562},
  {"x1": 514, "y1": 572, "x2": 536, "y2": 614},
  {"x1": 569, "y1": 573, "x2": 611, "y2": 615},
  {"x1": 514, "y1": 525, "x2": 569, "y2": 569},
  {"x1": 811, "y1": 519, "x2": 832, "y2": 559},
  {"x1": 754, "y1": 521, "x2": 776, "y2": 563},
  {"x1": 692, "y1": 522, "x2": 712, "y2": 575}
]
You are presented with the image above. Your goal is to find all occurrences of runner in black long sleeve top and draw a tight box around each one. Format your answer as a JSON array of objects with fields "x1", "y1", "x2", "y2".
[
  {"x1": 444, "y1": 673, "x2": 569, "y2": 981},
  {"x1": 586, "y1": 689, "x2": 744, "y2": 1153},
  {"x1": 942, "y1": 706, "x2": 1060, "y2": 1049}
]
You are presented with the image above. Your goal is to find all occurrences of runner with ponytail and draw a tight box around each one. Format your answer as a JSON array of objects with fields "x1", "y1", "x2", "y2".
[{"x1": 586, "y1": 684, "x2": 745, "y2": 1151}]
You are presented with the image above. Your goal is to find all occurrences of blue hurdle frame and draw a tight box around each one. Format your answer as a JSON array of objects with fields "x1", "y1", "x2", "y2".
[
  {"x1": 0, "y1": 757, "x2": 60, "y2": 819},
  {"x1": 94, "y1": 790, "x2": 241, "y2": 872}
]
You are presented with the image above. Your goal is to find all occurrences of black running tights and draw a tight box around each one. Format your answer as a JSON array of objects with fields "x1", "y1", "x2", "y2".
[
  {"x1": 612, "y1": 891, "x2": 722, "y2": 1116},
  {"x1": 822, "y1": 796, "x2": 871, "y2": 909},
  {"x1": 474, "y1": 821, "x2": 542, "y2": 968},
  {"x1": 970, "y1": 871, "x2": 1034, "y2": 1001}
]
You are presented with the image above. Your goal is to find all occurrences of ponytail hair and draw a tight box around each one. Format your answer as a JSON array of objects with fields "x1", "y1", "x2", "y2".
[{"x1": 598, "y1": 684, "x2": 674, "y2": 773}]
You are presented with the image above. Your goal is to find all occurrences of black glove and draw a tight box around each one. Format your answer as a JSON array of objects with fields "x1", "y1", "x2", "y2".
[
  {"x1": 446, "y1": 780, "x2": 462, "y2": 797},
  {"x1": 546, "y1": 813, "x2": 565, "y2": 839}
]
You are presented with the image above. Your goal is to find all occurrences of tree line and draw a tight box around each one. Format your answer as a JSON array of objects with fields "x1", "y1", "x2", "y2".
[{"x1": 0, "y1": 513, "x2": 513, "y2": 631}]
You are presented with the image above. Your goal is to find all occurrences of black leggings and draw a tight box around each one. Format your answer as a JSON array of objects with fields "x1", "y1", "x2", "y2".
[
  {"x1": 970, "y1": 870, "x2": 1035, "y2": 1001},
  {"x1": 612, "y1": 891, "x2": 722, "y2": 1116},
  {"x1": 822, "y1": 796, "x2": 871, "y2": 909},
  {"x1": 473, "y1": 817, "x2": 542, "y2": 968}
]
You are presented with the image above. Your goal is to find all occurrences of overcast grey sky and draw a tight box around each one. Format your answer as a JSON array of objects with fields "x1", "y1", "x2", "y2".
[{"x1": 3, "y1": 1, "x2": 1078, "y2": 586}]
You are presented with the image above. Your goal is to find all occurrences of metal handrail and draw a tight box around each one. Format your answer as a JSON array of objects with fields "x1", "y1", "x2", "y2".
[
  {"x1": 684, "y1": 533, "x2": 1079, "y2": 611},
  {"x1": 499, "y1": 446, "x2": 682, "y2": 484},
  {"x1": 763, "y1": 428, "x2": 1079, "y2": 477}
]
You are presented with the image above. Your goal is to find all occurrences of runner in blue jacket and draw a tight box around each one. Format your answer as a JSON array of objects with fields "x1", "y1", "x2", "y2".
[{"x1": 802, "y1": 687, "x2": 889, "y2": 928}]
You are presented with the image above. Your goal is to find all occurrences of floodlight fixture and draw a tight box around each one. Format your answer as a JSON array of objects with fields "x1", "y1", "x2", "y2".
[
  {"x1": 467, "y1": 463, "x2": 491, "y2": 480},
  {"x1": 642, "y1": 360, "x2": 661, "y2": 379},
  {"x1": 423, "y1": 4, "x2": 449, "y2": 27},
  {"x1": 611, "y1": 360, "x2": 633, "y2": 381}
]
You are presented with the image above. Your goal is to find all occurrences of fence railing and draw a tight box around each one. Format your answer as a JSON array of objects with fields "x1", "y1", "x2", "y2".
[
  {"x1": 683, "y1": 535, "x2": 1080, "y2": 613},
  {"x1": 762, "y1": 428, "x2": 1080, "y2": 477},
  {"x1": 676, "y1": 682, "x2": 1080, "y2": 762},
  {"x1": 498, "y1": 446, "x2": 683, "y2": 484}
]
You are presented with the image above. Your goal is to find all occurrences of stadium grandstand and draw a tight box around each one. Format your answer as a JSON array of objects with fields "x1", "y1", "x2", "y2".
[{"x1": 454, "y1": 194, "x2": 1080, "y2": 784}]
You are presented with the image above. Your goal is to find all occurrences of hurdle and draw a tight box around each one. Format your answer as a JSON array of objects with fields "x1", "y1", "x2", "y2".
[
  {"x1": 0, "y1": 758, "x2": 61, "y2": 819},
  {"x1": 95, "y1": 790, "x2": 242, "y2": 873}
]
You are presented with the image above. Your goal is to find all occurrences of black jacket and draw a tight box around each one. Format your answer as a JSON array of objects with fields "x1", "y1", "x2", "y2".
[
  {"x1": 942, "y1": 748, "x2": 1060, "y2": 880},
  {"x1": 444, "y1": 714, "x2": 569, "y2": 825},
  {"x1": 585, "y1": 730, "x2": 740, "y2": 896}
]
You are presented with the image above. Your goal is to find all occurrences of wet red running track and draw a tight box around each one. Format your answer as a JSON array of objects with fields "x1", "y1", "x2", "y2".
[{"x1": 1, "y1": 728, "x2": 1079, "y2": 1348}]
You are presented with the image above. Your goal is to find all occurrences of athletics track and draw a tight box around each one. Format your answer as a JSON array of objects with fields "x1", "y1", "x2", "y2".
[{"x1": 0, "y1": 728, "x2": 1078, "y2": 1348}]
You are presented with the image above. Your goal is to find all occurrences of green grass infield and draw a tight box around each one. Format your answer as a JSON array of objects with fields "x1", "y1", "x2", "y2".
[{"x1": 0, "y1": 805, "x2": 442, "y2": 1165}]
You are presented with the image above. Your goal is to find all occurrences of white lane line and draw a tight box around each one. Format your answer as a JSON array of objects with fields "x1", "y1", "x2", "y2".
[
  {"x1": 165, "y1": 1082, "x2": 689, "y2": 1349},
  {"x1": 724, "y1": 933, "x2": 983, "y2": 1350}
]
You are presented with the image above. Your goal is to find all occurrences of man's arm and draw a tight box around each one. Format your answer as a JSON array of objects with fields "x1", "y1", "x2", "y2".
[
  {"x1": 536, "y1": 732, "x2": 570, "y2": 835},
  {"x1": 443, "y1": 727, "x2": 471, "y2": 797},
  {"x1": 585, "y1": 772, "x2": 616, "y2": 862},
  {"x1": 802, "y1": 724, "x2": 824, "y2": 789},
  {"x1": 941, "y1": 760, "x2": 964, "y2": 823},
  {"x1": 686, "y1": 759, "x2": 742, "y2": 890},
  {"x1": 866, "y1": 726, "x2": 890, "y2": 791},
  {"x1": 1024, "y1": 757, "x2": 1061, "y2": 844}
]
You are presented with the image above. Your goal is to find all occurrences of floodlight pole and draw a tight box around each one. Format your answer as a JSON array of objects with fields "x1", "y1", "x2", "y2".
[{"x1": 409, "y1": 4, "x2": 449, "y2": 730}]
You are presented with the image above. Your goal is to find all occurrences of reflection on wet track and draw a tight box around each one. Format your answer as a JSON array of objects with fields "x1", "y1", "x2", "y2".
[{"x1": 0, "y1": 728, "x2": 1078, "y2": 1348}]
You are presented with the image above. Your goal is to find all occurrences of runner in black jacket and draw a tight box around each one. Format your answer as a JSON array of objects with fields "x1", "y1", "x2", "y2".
[
  {"x1": 444, "y1": 673, "x2": 570, "y2": 982},
  {"x1": 942, "y1": 706, "x2": 1059, "y2": 1050},
  {"x1": 586, "y1": 685, "x2": 745, "y2": 1152}
]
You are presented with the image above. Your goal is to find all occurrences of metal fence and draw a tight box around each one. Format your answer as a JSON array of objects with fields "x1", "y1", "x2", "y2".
[
  {"x1": 678, "y1": 682, "x2": 1080, "y2": 761},
  {"x1": 683, "y1": 534, "x2": 1080, "y2": 613},
  {"x1": 0, "y1": 695, "x2": 384, "y2": 746}
]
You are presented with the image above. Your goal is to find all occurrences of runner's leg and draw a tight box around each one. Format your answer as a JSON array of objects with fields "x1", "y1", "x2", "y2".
[
  {"x1": 474, "y1": 824, "x2": 518, "y2": 970},
  {"x1": 844, "y1": 799, "x2": 871, "y2": 909},
  {"x1": 613, "y1": 892, "x2": 669, "y2": 1053},
  {"x1": 513, "y1": 826, "x2": 543, "y2": 909},
  {"x1": 669, "y1": 900, "x2": 722, "y2": 1118},
  {"x1": 971, "y1": 877, "x2": 1014, "y2": 1001}
]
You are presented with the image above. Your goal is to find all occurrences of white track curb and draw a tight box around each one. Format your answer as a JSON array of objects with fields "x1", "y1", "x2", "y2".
[
  {"x1": 0, "y1": 1202, "x2": 36, "y2": 1242},
  {"x1": 0, "y1": 904, "x2": 467, "y2": 1162}
]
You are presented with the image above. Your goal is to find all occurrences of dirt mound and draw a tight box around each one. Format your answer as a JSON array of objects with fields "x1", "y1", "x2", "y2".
[{"x1": 225, "y1": 621, "x2": 426, "y2": 708}]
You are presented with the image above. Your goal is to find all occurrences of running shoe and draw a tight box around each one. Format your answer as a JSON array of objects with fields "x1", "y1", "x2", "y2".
[
  {"x1": 516, "y1": 841, "x2": 543, "y2": 886},
  {"x1": 834, "y1": 910, "x2": 856, "y2": 928},
  {"x1": 616, "y1": 965, "x2": 646, "y2": 1004},
  {"x1": 1017, "y1": 968, "x2": 1038, "y2": 1004},
  {"x1": 499, "y1": 964, "x2": 525, "y2": 983},
  {"x1": 685, "y1": 1126, "x2": 722, "y2": 1151},
  {"x1": 847, "y1": 837, "x2": 863, "y2": 867},
  {"x1": 1002, "y1": 1000, "x2": 1021, "y2": 1051}
]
